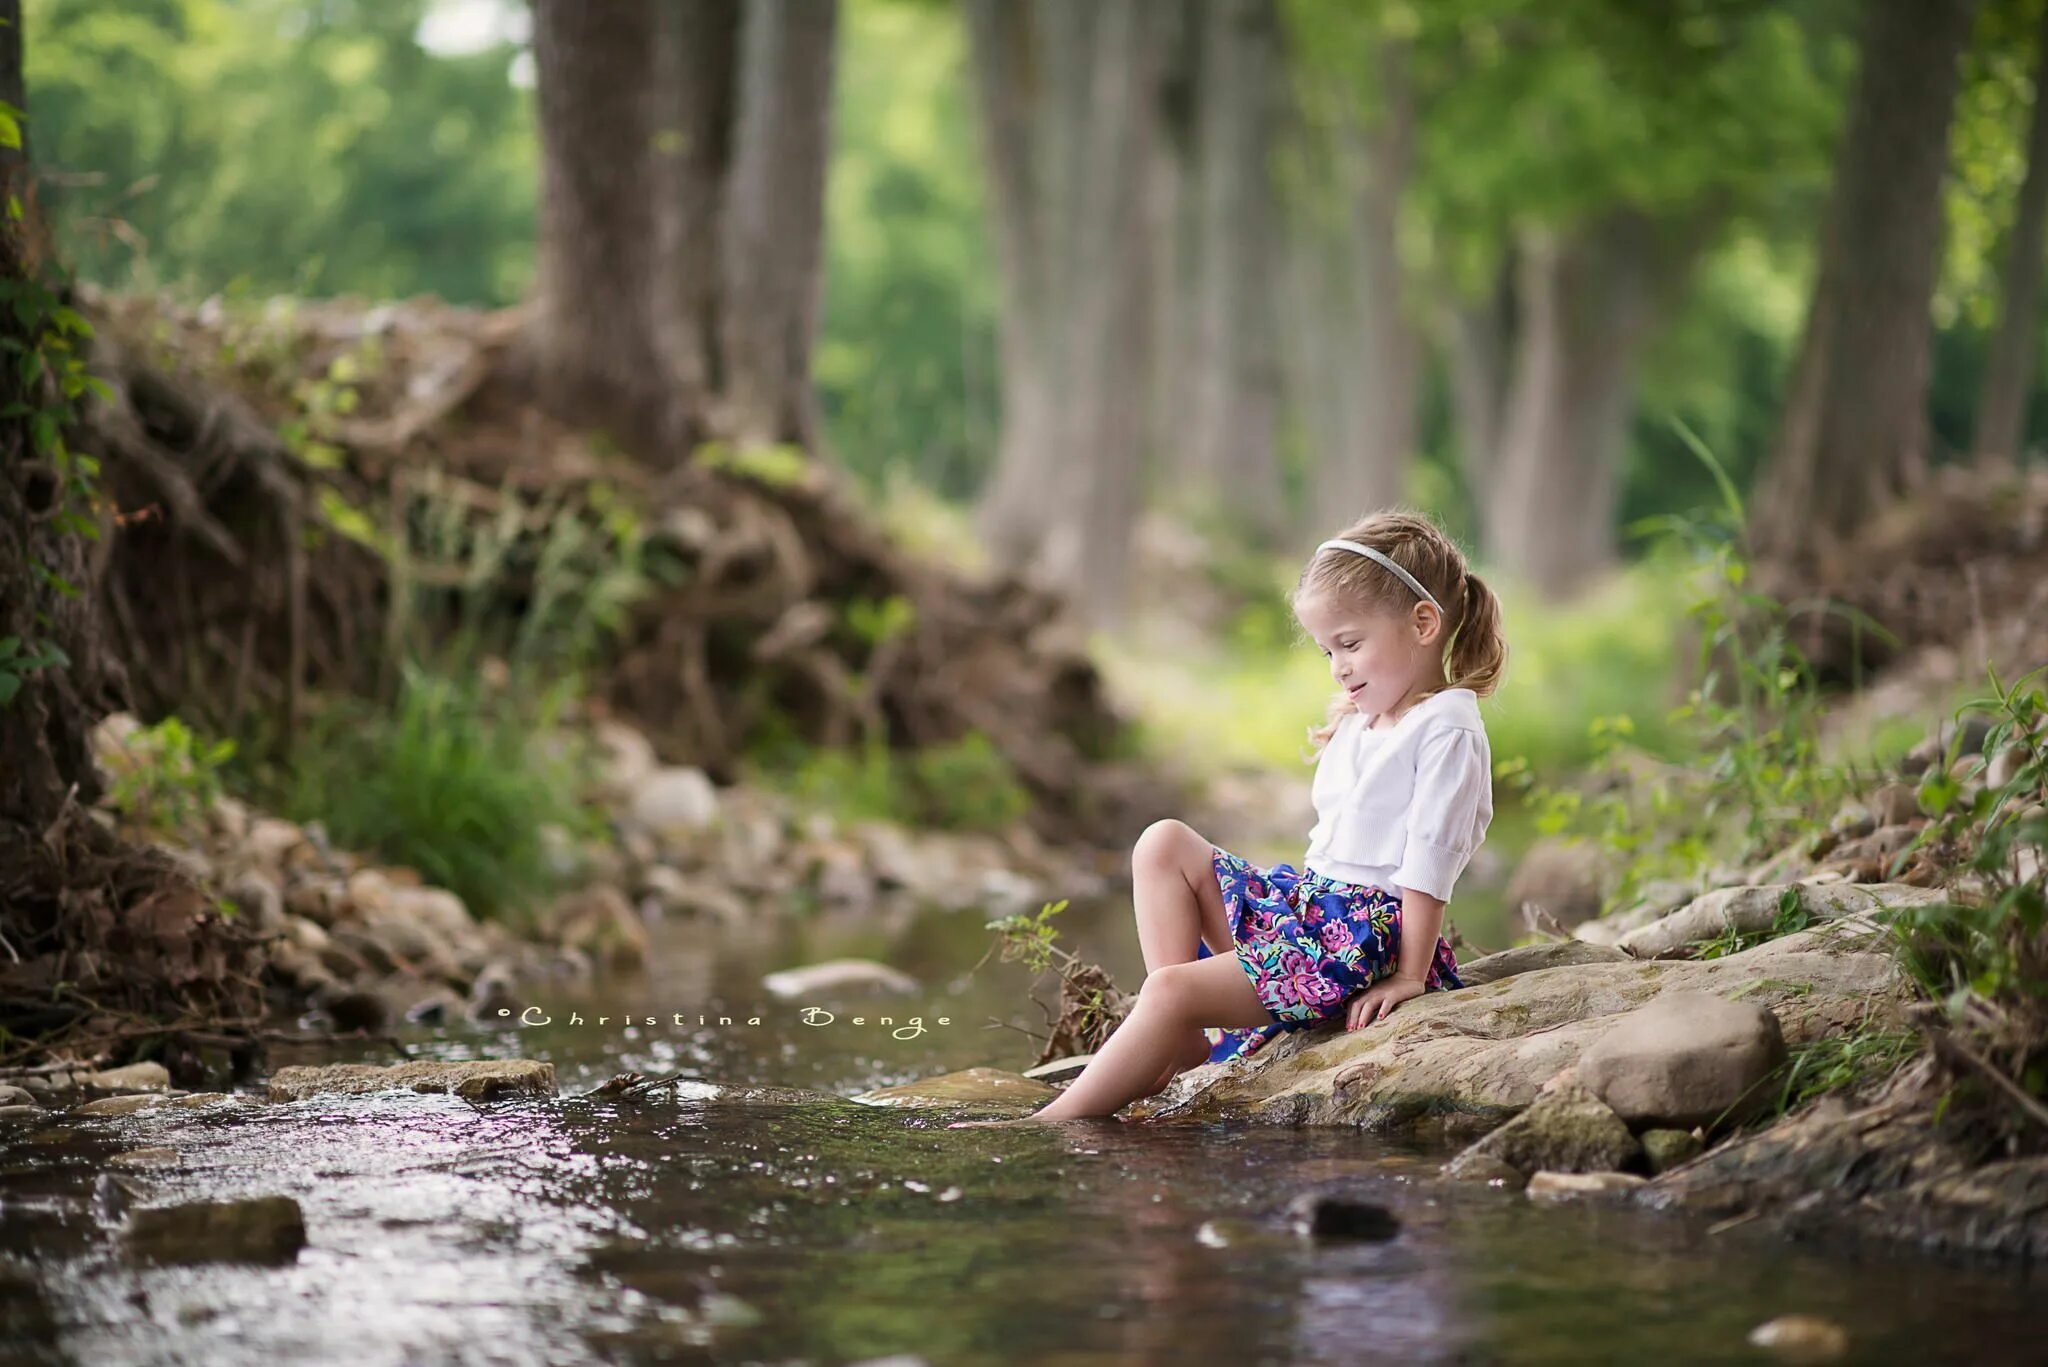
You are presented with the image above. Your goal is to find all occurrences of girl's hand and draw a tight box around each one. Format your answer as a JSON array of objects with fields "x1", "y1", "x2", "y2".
[{"x1": 1345, "y1": 974, "x2": 1426, "y2": 1031}]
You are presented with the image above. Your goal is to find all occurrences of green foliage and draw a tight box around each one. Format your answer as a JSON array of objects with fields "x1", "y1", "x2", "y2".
[
  {"x1": 982, "y1": 898, "x2": 1072, "y2": 977},
  {"x1": 693, "y1": 440, "x2": 813, "y2": 490},
  {"x1": 1501, "y1": 424, "x2": 1895, "y2": 920},
  {"x1": 1764, "y1": 1022, "x2": 1922, "y2": 1119},
  {"x1": 269, "y1": 662, "x2": 602, "y2": 925},
  {"x1": 28, "y1": 0, "x2": 538, "y2": 305},
  {"x1": 104, "y1": 714, "x2": 235, "y2": 833},
  {"x1": 383, "y1": 467, "x2": 659, "y2": 685},
  {"x1": 744, "y1": 728, "x2": 1029, "y2": 835},
  {"x1": 1881, "y1": 663, "x2": 2048, "y2": 1132}
]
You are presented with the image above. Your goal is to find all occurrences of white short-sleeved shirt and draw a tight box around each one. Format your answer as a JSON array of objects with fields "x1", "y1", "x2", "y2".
[{"x1": 1302, "y1": 686, "x2": 1493, "y2": 903}]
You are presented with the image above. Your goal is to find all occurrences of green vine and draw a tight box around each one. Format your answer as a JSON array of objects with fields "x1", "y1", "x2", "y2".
[{"x1": 1, "y1": 111, "x2": 115, "y2": 708}]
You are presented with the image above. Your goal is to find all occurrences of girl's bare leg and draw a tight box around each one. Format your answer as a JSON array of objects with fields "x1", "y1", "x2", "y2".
[
  {"x1": 1128, "y1": 820, "x2": 1238, "y2": 1092},
  {"x1": 948, "y1": 951, "x2": 1273, "y2": 1127}
]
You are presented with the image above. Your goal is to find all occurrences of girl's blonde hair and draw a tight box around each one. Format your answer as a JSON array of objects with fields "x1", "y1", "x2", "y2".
[{"x1": 1295, "y1": 508, "x2": 1508, "y2": 753}]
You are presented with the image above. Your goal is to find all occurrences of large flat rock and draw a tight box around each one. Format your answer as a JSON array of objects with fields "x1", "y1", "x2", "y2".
[
  {"x1": 1126, "y1": 922, "x2": 1903, "y2": 1133},
  {"x1": 266, "y1": 1059, "x2": 556, "y2": 1102}
]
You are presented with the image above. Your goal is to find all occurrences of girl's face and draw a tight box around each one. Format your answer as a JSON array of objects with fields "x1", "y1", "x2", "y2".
[{"x1": 1295, "y1": 589, "x2": 1440, "y2": 722}]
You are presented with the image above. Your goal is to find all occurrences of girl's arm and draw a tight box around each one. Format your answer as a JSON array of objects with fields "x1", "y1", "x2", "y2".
[{"x1": 1345, "y1": 886, "x2": 1445, "y2": 1031}]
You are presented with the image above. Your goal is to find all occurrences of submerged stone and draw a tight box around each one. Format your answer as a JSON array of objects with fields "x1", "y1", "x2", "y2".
[
  {"x1": 266, "y1": 1059, "x2": 557, "y2": 1102},
  {"x1": 849, "y1": 1067, "x2": 1058, "y2": 1114},
  {"x1": 1443, "y1": 1078, "x2": 1640, "y2": 1178},
  {"x1": 124, "y1": 1195, "x2": 307, "y2": 1265}
]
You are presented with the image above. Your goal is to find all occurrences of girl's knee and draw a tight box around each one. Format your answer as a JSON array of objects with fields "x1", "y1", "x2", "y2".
[
  {"x1": 1135, "y1": 960, "x2": 1199, "y2": 1019},
  {"x1": 1132, "y1": 818, "x2": 1199, "y2": 873}
]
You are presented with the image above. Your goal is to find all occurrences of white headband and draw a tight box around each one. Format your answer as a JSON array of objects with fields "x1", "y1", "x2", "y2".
[{"x1": 1315, "y1": 539, "x2": 1445, "y2": 615}]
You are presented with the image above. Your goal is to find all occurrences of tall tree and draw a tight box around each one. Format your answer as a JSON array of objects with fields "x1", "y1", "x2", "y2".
[
  {"x1": 528, "y1": 0, "x2": 837, "y2": 457},
  {"x1": 1181, "y1": 0, "x2": 1286, "y2": 540},
  {"x1": 1973, "y1": 0, "x2": 2048, "y2": 470},
  {"x1": 1279, "y1": 14, "x2": 1421, "y2": 529},
  {"x1": 966, "y1": 0, "x2": 1165, "y2": 619},
  {"x1": 1750, "y1": 0, "x2": 1981, "y2": 565}
]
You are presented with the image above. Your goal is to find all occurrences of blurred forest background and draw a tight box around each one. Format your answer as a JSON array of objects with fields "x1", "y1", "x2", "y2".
[{"x1": 26, "y1": 0, "x2": 2048, "y2": 785}]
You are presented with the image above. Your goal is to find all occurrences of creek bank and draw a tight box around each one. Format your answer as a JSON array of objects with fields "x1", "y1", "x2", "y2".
[
  {"x1": 5, "y1": 707, "x2": 1106, "y2": 1096},
  {"x1": 899, "y1": 876, "x2": 2043, "y2": 1258}
]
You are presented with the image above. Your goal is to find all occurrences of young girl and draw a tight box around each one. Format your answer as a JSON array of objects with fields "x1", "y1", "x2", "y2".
[{"x1": 950, "y1": 510, "x2": 1507, "y2": 1128}]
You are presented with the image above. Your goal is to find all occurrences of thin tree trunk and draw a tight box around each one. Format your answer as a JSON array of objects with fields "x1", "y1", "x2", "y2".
[
  {"x1": 1274, "y1": 30, "x2": 1418, "y2": 527},
  {"x1": 967, "y1": 0, "x2": 1165, "y2": 621},
  {"x1": 720, "y1": 0, "x2": 837, "y2": 449},
  {"x1": 1482, "y1": 211, "x2": 1708, "y2": 598},
  {"x1": 1185, "y1": 0, "x2": 1284, "y2": 540},
  {"x1": 1750, "y1": 0, "x2": 1979, "y2": 568},
  {"x1": 1445, "y1": 253, "x2": 1516, "y2": 495},
  {"x1": 1972, "y1": 0, "x2": 2048, "y2": 471}
]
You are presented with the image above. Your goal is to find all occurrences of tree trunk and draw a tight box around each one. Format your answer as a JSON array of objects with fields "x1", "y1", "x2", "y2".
[
  {"x1": 967, "y1": 0, "x2": 1165, "y2": 622},
  {"x1": 1749, "y1": 0, "x2": 1979, "y2": 569},
  {"x1": 1444, "y1": 252, "x2": 1516, "y2": 495},
  {"x1": 1479, "y1": 210, "x2": 1708, "y2": 599},
  {"x1": 1279, "y1": 33, "x2": 1421, "y2": 527},
  {"x1": 1972, "y1": 0, "x2": 2048, "y2": 471},
  {"x1": 529, "y1": 0, "x2": 835, "y2": 459},
  {"x1": 1183, "y1": 0, "x2": 1284, "y2": 540},
  {"x1": 719, "y1": 0, "x2": 837, "y2": 449}
]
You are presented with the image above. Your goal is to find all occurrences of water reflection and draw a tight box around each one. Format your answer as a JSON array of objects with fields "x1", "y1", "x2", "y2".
[{"x1": 1, "y1": 900, "x2": 2043, "y2": 1364}]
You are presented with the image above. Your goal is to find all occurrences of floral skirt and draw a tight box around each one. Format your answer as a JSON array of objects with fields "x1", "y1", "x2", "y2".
[{"x1": 1196, "y1": 845, "x2": 1462, "y2": 1065}]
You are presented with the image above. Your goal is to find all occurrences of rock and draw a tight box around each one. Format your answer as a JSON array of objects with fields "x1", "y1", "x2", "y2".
[
  {"x1": 1901, "y1": 717, "x2": 1991, "y2": 777},
  {"x1": 1613, "y1": 882, "x2": 1946, "y2": 960},
  {"x1": 1021, "y1": 1055, "x2": 1095, "y2": 1085},
  {"x1": 1283, "y1": 1191, "x2": 1400, "y2": 1241},
  {"x1": 467, "y1": 962, "x2": 522, "y2": 1022},
  {"x1": 124, "y1": 1195, "x2": 307, "y2": 1265},
  {"x1": 0, "y1": 1104, "x2": 49, "y2": 1124},
  {"x1": 1439, "y1": 1153, "x2": 1527, "y2": 1187},
  {"x1": 1577, "y1": 991, "x2": 1786, "y2": 1130},
  {"x1": 1748, "y1": 1315, "x2": 1850, "y2": 1363},
  {"x1": 628, "y1": 766, "x2": 720, "y2": 839},
  {"x1": 107, "y1": 1146, "x2": 182, "y2": 1170},
  {"x1": 222, "y1": 869, "x2": 286, "y2": 935},
  {"x1": 1571, "y1": 880, "x2": 1696, "y2": 947},
  {"x1": 1443, "y1": 1078, "x2": 1640, "y2": 1177},
  {"x1": 1502, "y1": 837, "x2": 1609, "y2": 932},
  {"x1": 0, "y1": 1084, "x2": 40, "y2": 1108},
  {"x1": 73, "y1": 1094, "x2": 168, "y2": 1117},
  {"x1": 403, "y1": 987, "x2": 466, "y2": 1025},
  {"x1": 284, "y1": 874, "x2": 348, "y2": 927},
  {"x1": 266, "y1": 1059, "x2": 556, "y2": 1102},
  {"x1": 1455, "y1": 941, "x2": 1633, "y2": 986},
  {"x1": 1525, "y1": 1171, "x2": 1648, "y2": 1203},
  {"x1": 319, "y1": 987, "x2": 391, "y2": 1035},
  {"x1": 849, "y1": 1067, "x2": 1057, "y2": 1114},
  {"x1": 266, "y1": 941, "x2": 342, "y2": 997},
  {"x1": 1985, "y1": 745, "x2": 2026, "y2": 791},
  {"x1": 79, "y1": 1062, "x2": 171, "y2": 1094},
  {"x1": 762, "y1": 958, "x2": 919, "y2": 998},
  {"x1": 242, "y1": 816, "x2": 310, "y2": 881},
  {"x1": 1122, "y1": 921, "x2": 1898, "y2": 1132},
  {"x1": 592, "y1": 718, "x2": 660, "y2": 800},
  {"x1": 1640, "y1": 1128, "x2": 1704, "y2": 1173},
  {"x1": 1868, "y1": 782, "x2": 1921, "y2": 827},
  {"x1": 545, "y1": 885, "x2": 650, "y2": 971}
]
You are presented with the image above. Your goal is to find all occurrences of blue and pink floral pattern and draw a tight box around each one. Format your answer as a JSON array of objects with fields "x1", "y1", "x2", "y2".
[{"x1": 1196, "y1": 845, "x2": 1462, "y2": 1065}]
